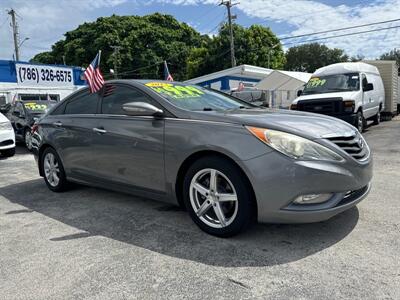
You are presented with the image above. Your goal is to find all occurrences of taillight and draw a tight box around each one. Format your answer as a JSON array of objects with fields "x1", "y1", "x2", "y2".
[{"x1": 31, "y1": 124, "x2": 38, "y2": 134}]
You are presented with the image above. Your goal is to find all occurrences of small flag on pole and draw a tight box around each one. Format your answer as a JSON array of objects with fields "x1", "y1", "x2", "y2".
[
  {"x1": 84, "y1": 51, "x2": 105, "y2": 93},
  {"x1": 164, "y1": 60, "x2": 173, "y2": 81}
]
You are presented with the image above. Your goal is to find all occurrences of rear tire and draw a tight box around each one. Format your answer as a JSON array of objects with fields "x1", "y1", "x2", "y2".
[
  {"x1": 372, "y1": 109, "x2": 381, "y2": 125},
  {"x1": 182, "y1": 156, "x2": 256, "y2": 237},
  {"x1": 41, "y1": 147, "x2": 69, "y2": 192},
  {"x1": 1, "y1": 147, "x2": 15, "y2": 157}
]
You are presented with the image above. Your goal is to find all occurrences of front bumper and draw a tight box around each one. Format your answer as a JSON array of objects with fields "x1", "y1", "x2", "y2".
[
  {"x1": 240, "y1": 150, "x2": 372, "y2": 223},
  {"x1": 0, "y1": 130, "x2": 16, "y2": 150}
]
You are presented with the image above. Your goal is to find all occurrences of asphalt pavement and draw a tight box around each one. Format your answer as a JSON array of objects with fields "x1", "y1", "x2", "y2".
[{"x1": 0, "y1": 118, "x2": 399, "y2": 299}]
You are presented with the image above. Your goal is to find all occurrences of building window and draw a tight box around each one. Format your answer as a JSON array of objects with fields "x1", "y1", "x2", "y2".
[{"x1": 19, "y1": 94, "x2": 60, "y2": 102}]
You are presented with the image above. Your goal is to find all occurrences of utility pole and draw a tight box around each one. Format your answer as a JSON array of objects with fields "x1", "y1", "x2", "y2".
[
  {"x1": 111, "y1": 46, "x2": 122, "y2": 79},
  {"x1": 220, "y1": 1, "x2": 239, "y2": 67},
  {"x1": 8, "y1": 9, "x2": 20, "y2": 61}
]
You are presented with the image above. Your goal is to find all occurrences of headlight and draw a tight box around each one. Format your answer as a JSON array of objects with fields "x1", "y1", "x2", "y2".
[
  {"x1": 246, "y1": 126, "x2": 343, "y2": 161},
  {"x1": 0, "y1": 121, "x2": 13, "y2": 131}
]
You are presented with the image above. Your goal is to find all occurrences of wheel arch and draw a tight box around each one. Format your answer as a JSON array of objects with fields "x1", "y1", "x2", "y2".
[{"x1": 174, "y1": 150, "x2": 257, "y2": 216}]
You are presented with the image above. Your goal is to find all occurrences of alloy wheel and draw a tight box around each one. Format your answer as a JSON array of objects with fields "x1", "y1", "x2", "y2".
[
  {"x1": 25, "y1": 130, "x2": 32, "y2": 150},
  {"x1": 44, "y1": 153, "x2": 60, "y2": 187},
  {"x1": 189, "y1": 168, "x2": 238, "y2": 229}
]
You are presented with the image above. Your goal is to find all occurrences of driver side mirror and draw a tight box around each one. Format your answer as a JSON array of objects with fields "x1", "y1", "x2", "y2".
[
  {"x1": 297, "y1": 90, "x2": 303, "y2": 97},
  {"x1": 13, "y1": 111, "x2": 22, "y2": 118},
  {"x1": 364, "y1": 83, "x2": 374, "y2": 92},
  {"x1": 122, "y1": 102, "x2": 163, "y2": 117}
]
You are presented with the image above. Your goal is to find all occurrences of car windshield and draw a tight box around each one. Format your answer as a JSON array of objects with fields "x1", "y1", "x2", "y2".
[
  {"x1": 302, "y1": 73, "x2": 360, "y2": 95},
  {"x1": 144, "y1": 82, "x2": 253, "y2": 111},
  {"x1": 23, "y1": 101, "x2": 55, "y2": 114}
]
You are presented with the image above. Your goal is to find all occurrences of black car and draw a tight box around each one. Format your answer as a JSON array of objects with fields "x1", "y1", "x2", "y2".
[{"x1": 7, "y1": 100, "x2": 55, "y2": 150}]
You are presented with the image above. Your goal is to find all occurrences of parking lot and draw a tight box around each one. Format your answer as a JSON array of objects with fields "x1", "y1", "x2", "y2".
[{"x1": 0, "y1": 118, "x2": 399, "y2": 300}]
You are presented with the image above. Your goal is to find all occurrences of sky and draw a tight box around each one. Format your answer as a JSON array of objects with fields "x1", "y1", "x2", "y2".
[{"x1": 1, "y1": 0, "x2": 400, "y2": 62}]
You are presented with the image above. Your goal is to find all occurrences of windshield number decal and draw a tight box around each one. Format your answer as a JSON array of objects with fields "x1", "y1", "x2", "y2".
[
  {"x1": 146, "y1": 83, "x2": 204, "y2": 99},
  {"x1": 306, "y1": 77, "x2": 326, "y2": 88},
  {"x1": 24, "y1": 102, "x2": 48, "y2": 111}
]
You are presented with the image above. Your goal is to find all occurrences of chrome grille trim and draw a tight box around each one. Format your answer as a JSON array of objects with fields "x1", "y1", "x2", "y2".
[{"x1": 326, "y1": 134, "x2": 369, "y2": 161}]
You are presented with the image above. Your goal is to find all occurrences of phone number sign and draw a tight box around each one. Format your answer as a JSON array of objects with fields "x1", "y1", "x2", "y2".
[{"x1": 16, "y1": 63, "x2": 74, "y2": 87}]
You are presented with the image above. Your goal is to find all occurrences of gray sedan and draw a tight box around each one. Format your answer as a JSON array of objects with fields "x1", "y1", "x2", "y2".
[{"x1": 32, "y1": 80, "x2": 372, "y2": 237}]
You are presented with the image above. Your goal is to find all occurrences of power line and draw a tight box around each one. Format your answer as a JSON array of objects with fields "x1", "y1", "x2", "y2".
[
  {"x1": 280, "y1": 18, "x2": 400, "y2": 41},
  {"x1": 282, "y1": 24, "x2": 400, "y2": 46}
]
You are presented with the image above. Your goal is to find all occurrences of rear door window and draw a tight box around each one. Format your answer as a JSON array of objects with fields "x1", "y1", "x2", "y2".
[
  {"x1": 101, "y1": 84, "x2": 154, "y2": 115},
  {"x1": 64, "y1": 90, "x2": 99, "y2": 115}
]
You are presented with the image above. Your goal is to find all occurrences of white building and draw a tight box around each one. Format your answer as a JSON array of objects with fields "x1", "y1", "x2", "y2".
[{"x1": 184, "y1": 64, "x2": 273, "y2": 91}]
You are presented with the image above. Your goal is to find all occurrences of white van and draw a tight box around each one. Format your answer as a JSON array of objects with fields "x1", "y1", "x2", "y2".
[{"x1": 291, "y1": 62, "x2": 385, "y2": 132}]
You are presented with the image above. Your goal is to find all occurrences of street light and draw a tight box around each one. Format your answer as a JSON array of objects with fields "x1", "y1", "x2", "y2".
[
  {"x1": 18, "y1": 37, "x2": 29, "y2": 48},
  {"x1": 267, "y1": 43, "x2": 280, "y2": 69}
]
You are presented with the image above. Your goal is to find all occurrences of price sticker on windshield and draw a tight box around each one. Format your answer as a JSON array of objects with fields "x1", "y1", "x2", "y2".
[
  {"x1": 24, "y1": 102, "x2": 48, "y2": 111},
  {"x1": 306, "y1": 77, "x2": 326, "y2": 88},
  {"x1": 146, "y1": 82, "x2": 204, "y2": 99}
]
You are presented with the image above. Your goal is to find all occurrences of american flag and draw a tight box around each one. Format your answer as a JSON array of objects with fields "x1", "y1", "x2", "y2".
[
  {"x1": 164, "y1": 60, "x2": 173, "y2": 81},
  {"x1": 84, "y1": 51, "x2": 105, "y2": 93}
]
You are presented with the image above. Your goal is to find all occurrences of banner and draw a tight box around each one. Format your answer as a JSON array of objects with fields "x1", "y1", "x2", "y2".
[{"x1": 15, "y1": 63, "x2": 75, "y2": 87}]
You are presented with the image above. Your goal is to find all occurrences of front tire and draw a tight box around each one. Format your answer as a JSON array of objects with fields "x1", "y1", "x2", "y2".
[
  {"x1": 41, "y1": 147, "x2": 69, "y2": 192},
  {"x1": 1, "y1": 147, "x2": 15, "y2": 157},
  {"x1": 183, "y1": 156, "x2": 255, "y2": 237},
  {"x1": 355, "y1": 111, "x2": 365, "y2": 132},
  {"x1": 24, "y1": 128, "x2": 33, "y2": 151}
]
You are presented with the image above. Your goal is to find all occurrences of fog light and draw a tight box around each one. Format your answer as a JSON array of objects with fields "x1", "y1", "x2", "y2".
[{"x1": 293, "y1": 193, "x2": 332, "y2": 204}]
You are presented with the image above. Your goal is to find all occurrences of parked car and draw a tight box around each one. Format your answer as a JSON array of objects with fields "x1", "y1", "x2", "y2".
[
  {"x1": 32, "y1": 80, "x2": 372, "y2": 237},
  {"x1": 6, "y1": 100, "x2": 55, "y2": 150},
  {"x1": 291, "y1": 62, "x2": 385, "y2": 132},
  {"x1": 230, "y1": 89, "x2": 269, "y2": 107},
  {"x1": 0, "y1": 112, "x2": 15, "y2": 157}
]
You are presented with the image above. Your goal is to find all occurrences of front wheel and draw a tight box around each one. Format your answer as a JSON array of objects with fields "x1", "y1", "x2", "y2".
[
  {"x1": 24, "y1": 129, "x2": 33, "y2": 151},
  {"x1": 183, "y1": 156, "x2": 256, "y2": 237},
  {"x1": 355, "y1": 111, "x2": 365, "y2": 132},
  {"x1": 41, "y1": 147, "x2": 69, "y2": 192}
]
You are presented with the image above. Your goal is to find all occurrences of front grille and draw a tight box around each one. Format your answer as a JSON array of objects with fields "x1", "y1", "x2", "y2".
[
  {"x1": 326, "y1": 134, "x2": 369, "y2": 161},
  {"x1": 297, "y1": 98, "x2": 343, "y2": 115},
  {"x1": 0, "y1": 139, "x2": 13, "y2": 147}
]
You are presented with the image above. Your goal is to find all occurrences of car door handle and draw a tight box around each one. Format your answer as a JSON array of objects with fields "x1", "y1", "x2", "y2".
[
  {"x1": 53, "y1": 121, "x2": 63, "y2": 127},
  {"x1": 93, "y1": 127, "x2": 107, "y2": 134}
]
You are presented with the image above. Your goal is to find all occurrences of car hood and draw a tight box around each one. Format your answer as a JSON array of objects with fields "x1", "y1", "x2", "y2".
[
  {"x1": 293, "y1": 91, "x2": 359, "y2": 103},
  {"x1": 193, "y1": 108, "x2": 357, "y2": 139}
]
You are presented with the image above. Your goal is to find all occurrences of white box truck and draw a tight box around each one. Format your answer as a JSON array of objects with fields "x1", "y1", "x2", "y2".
[
  {"x1": 363, "y1": 60, "x2": 399, "y2": 120},
  {"x1": 291, "y1": 62, "x2": 385, "y2": 132}
]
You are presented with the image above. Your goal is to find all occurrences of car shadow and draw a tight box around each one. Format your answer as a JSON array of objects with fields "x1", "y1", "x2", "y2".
[{"x1": 0, "y1": 179, "x2": 359, "y2": 267}]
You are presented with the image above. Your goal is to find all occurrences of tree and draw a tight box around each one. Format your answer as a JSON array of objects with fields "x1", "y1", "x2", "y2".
[
  {"x1": 31, "y1": 14, "x2": 202, "y2": 81},
  {"x1": 187, "y1": 24, "x2": 285, "y2": 78},
  {"x1": 285, "y1": 43, "x2": 349, "y2": 73}
]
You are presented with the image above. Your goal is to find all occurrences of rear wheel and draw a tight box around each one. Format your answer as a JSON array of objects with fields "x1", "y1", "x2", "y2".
[
  {"x1": 372, "y1": 110, "x2": 381, "y2": 125},
  {"x1": 355, "y1": 111, "x2": 364, "y2": 132},
  {"x1": 41, "y1": 147, "x2": 69, "y2": 192},
  {"x1": 1, "y1": 147, "x2": 15, "y2": 157},
  {"x1": 183, "y1": 156, "x2": 255, "y2": 237}
]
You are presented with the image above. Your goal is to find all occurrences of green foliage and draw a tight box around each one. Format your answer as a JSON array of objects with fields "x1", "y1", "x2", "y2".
[
  {"x1": 31, "y1": 14, "x2": 202, "y2": 81},
  {"x1": 31, "y1": 15, "x2": 285, "y2": 80},
  {"x1": 187, "y1": 24, "x2": 285, "y2": 77},
  {"x1": 285, "y1": 43, "x2": 349, "y2": 73},
  {"x1": 380, "y1": 49, "x2": 400, "y2": 74}
]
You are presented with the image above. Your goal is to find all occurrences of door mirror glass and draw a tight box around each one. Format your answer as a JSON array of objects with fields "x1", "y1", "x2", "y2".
[
  {"x1": 297, "y1": 90, "x2": 303, "y2": 97},
  {"x1": 122, "y1": 102, "x2": 163, "y2": 117},
  {"x1": 364, "y1": 83, "x2": 374, "y2": 92}
]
